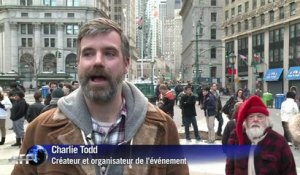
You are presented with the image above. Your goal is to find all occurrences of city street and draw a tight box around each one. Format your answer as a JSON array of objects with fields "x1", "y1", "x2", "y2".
[{"x1": 0, "y1": 94, "x2": 299, "y2": 174}]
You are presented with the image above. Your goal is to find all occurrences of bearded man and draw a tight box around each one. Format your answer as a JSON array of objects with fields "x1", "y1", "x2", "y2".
[{"x1": 225, "y1": 95, "x2": 296, "y2": 175}]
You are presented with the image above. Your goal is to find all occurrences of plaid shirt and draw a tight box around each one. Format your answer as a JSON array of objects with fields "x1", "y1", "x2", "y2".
[{"x1": 91, "y1": 100, "x2": 127, "y2": 145}]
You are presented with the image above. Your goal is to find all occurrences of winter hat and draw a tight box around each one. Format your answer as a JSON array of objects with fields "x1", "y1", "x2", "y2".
[
  {"x1": 236, "y1": 95, "x2": 269, "y2": 145},
  {"x1": 51, "y1": 88, "x2": 64, "y2": 98}
]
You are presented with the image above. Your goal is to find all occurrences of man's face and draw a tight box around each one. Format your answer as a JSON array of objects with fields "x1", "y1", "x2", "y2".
[
  {"x1": 245, "y1": 113, "x2": 268, "y2": 140},
  {"x1": 77, "y1": 31, "x2": 129, "y2": 103},
  {"x1": 186, "y1": 88, "x2": 192, "y2": 95},
  {"x1": 211, "y1": 84, "x2": 218, "y2": 91}
]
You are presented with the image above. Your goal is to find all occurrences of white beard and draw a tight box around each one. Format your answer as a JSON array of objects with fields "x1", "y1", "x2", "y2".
[{"x1": 245, "y1": 126, "x2": 266, "y2": 142}]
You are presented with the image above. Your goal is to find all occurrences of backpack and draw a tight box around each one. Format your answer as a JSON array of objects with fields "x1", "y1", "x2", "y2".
[{"x1": 222, "y1": 96, "x2": 235, "y2": 115}]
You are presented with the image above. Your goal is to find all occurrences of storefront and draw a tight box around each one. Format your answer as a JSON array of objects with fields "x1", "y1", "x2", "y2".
[
  {"x1": 263, "y1": 68, "x2": 284, "y2": 94},
  {"x1": 286, "y1": 66, "x2": 300, "y2": 90}
]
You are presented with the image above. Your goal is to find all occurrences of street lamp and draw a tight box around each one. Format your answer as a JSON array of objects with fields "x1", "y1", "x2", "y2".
[
  {"x1": 199, "y1": 69, "x2": 202, "y2": 84},
  {"x1": 195, "y1": 20, "x2": 203, "y2": 84},
  {"x1": 228, "y1": 53, "x2": 236, "y2": 94}
]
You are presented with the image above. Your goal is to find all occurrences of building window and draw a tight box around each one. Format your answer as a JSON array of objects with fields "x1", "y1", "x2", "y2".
[
  {"x1": 211, "y1": 28, "x2": 216, "y2": 39},
  {"x1": 20, "y1": 24, "x2": 33, "y2": 34},
  {"x1": 260, "y1": 14, "x2": 265, "y2": 25},
  {"x1": 21, "y1": 38, "x2": 33, "y2": 47},
  {"x1": 44, "y1": 38, "x2": 56, "y2": 47},
  {"x1": 66, "y1": 38, "x2": 77, "y2": 48},
  {"x1": 261, "y1": 0, "x2": 265, "y2": 6},
  {"x1": 211, "y1": 13, "x2": 217, "y2": 22},
  {"x1": 210, "y1": 67, "x2": 216, "y2": 78},
  {"x1": 114, "y1": 0, "x2": 121, "y2": 3},
  {"x1": 238, "y1": 5, "x2": 242, "y2": 14},
  {"x1": 245, "y1": 19, "x2": 249, "y2": 30},
  {"x1": 43, "y1": 24, "x2": 56, "y2": 35},
  {"x1": 269, "y1": 10, "x2": 274, "y2": 23},
  {"x1": 211, "y1": 48, "x2": 216, "y2": 58},
  {"x1": 21, "y1": 13, "x2": 28, "y2": 17},
  {"x1": 231, "y1": 7, "x2": 235, "y2": 17},
  {"x1": 231, "y1": 24, "x2": 234, "y2": 34},
  {"x1": 279, "y1": 7, "x2": 284, "y2": 19},
  {"x1": 252, "y1": 17, "x2": 256, "y2": 28},
  {"x1": 66, "y1": 24, "x2": 79, "y2": 35},
  {"x1": 225, "y1": 10, "x2": 229, "y2": 20},
  {"x1": 45, "y1": 13, "x2": 52, "y2": 18},
  {"x1": 245, "y1": 1, "x2": 249, "y2": 12},
  {"x1": 290, "y1": 24, "x2": 295, "y2": 38},
  {"x1": 225, "y1": 27, "x2": 228, "y2": 36},
  {"x1": 67, "y1": 0, "x2": 79, "y2": 6},
  {"x1": 211, "y1": 0, "x2": 216, "y2": 6},
  {"x1": 238, "y1": 22, "x2": 241, "y2": 32},
  {"x1": 253, "y1": 0, "x2": 257, "y2": 9},
  {"x1": 20, "y1": 0, "x2": 32, "y2": 6},
  {"x1": 296, "y1": 24, "x2": 300, "y2": 37},
  {"x1": 67, "y1": 13, "x2": 75, "y2": 18},
  {"x1": 44, "y1": 0, "x2": 56, "y2": 6},
  {"x1": 290, "y1": 2, "x2": 296, "y2": 16}
]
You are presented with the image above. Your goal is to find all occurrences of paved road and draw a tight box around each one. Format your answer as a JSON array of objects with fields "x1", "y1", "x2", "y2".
[{"x1": 0, "y1": 94, "x2": 299, "y2": 175}]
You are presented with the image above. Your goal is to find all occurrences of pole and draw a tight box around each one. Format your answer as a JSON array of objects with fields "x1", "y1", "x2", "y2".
[
  {"x1": 232, "y1": 63, "x2": 234, "y2": 94},
  {"x1": 195, "y1": 21, "x2": 200, "y2": 84},
  {"x1": 141, "y1": 28, "x2": 144, "y2": 79}
]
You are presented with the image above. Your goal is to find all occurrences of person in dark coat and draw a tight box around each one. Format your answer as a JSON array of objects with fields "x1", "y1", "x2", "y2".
[
  {"x1": 44, "y1": 81, "x2": 58, "y2": 105},
  {"x1": 10, "y1": 91, "x2": 28, "y2": 146},
  {"x1": 158, "y1": 84, "x2": 175, "y2": 118},
  {"x1": 26, "y1": 91, "x2": 45, "y2": 123},
  {"x1": 41, "y1": 88, "x2": 64, "y2": 113},
  {"x1": 180, "y1": 85, "x2": 201, "y2": 141},
  {"x1": 226, "y1": 96, "x2": 296, "y2": 175}
]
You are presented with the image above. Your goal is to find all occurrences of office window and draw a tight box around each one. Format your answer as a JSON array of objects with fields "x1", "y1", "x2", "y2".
[
  {"x1": 211, "y1": 0, "x2": 216, "y2": 6},
  {"x1": 231, "y1": 24, "x2": 234, "y2": 34},
  {"x1": 44, "y1": 38, "x2": 55, "y2": 47},
  {"x1": 67, "y1": 13, "x2": 75, "y2": 18},
  {"x1": 238, "y1": 5, "x2": 242, "y2": 14},
  {"x1": 296, "y1": 24, "x2": 300, "y2": 37},
  {"x1": 245, "y1": 1, "x2": 249, "y2": 12},
  {"x1": 43, "y1": 24, "x2": 56, "y2": 35},
  {"x1": 279, "y1": 7, "x2": 284, "y2": 19},
  {"x1": 253, "y1": 0, "x2": 257, "y2": 9},
  {"x1": 225, "y1": 27, "x2": 228, "y2": 36},
  {"x1": 290, "y1": 25, "x2": 295, "y2": 38},
  {"x1": 261, "y1": 0, "x2": 265, "y2": 6},
  {"x1": 67, "y1": 0, "x2": 79, "y2": 6},
  {"x1": 290, "y1": 2, "x2": 296, "y2": 16},
  {"x1": 238, "y1": 22, "x2": 241, "y2": 32},
  {"x1": 211, "y1": 48, "x2": 216, "y2": 58},
  {"x1": 66, "y1": 24, "x2": 79, "y2": 35},
  {"x1": 210, "y1": 67, "x2": 216, "y2": 78},
  {"x1": 44, "y1": 0, "x2": 56, "y2": 6},
  {"x1": 211, "y1": 28, "x2": 216, "y2": 39},
  {"x1": 20, "y1": 24, "x2": 33, "y2": 34},
  {"x1": 21, "y1": 13, "x2": 28, "y2": 17},
  {"x1": 231, "y1": 7, "x2": 235, "y2": 17},
  {"x1": 245, "y1": 20, "x2": 249, "y2": 30},
  {"x1": 260, "y1": 14, "x2": 265, "y2": 25},
  {"x1": 45, "y1": 13, "x2": 52, "y2": 18},
  {"x1": 66, "y1": 38, "x2": 77, "y2": 48},
  {"x1": 225, "y1": 10, "x2": 229, "y2": 20},
  {"x1": 21, "y1": 38, "x2": 33, "y2": 47},
  {"x1": 269, "y1": 10, "x2": 274, "y2": 23},
  {"x1": 20, "y1": 0, "x2": 32, "y2": 6},
  {"x1": 252, "y1": 17, "x2": 256, "y2": 28},
  {"x1": 211, "y1": 13, "x2": 216, "y2": 22}
]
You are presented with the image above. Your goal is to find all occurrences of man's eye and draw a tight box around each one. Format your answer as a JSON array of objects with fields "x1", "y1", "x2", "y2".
[
  {"x1": 105, "y1": 52, "x2": 116, "y2": 57},
  {"x1": 82, "y1": 52, "x2": 94, "y2": 57}
]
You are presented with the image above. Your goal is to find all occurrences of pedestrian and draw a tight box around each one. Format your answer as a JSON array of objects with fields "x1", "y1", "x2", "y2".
[
  {"x1": 44, "y1": 81, "x2": 58, "y2": 105},
  {"x1": 281, "y1": 91, "x2": 299, "y2": 147},
  {"x1": 10, "y1": 91, "x2": 28, "y2": 147},
  {"x1": 289, "y1": 113, "x2": 300, "y2": 150},
  {"x1": 178, "y1": 86, "x2": 187, "y2": 126},
  {"x1": 210, "y1": 83, "x2": 223, "y2": 137},
  {"x1": 0, "y1": 87, "x2": 13, "y2": 145},
  {"x1": 221, "y1": 101, "x2": 243, "y2": 154},
  {"x1": 25, "y1": 91, "x2": 45, "y2": 123},
  {"x1": 41, "y1": 88, "x2": 64, "y2": 113},
  {"x1": 180, "y1": 85, "x2": 201, "y2": 141},
  {"x1": 174, "y1": 82, "x2": 183, "y2": 105},
  {"x1": 226, "y1": 95, "x2": 296, "y2": 175},
  {"x1": 12, "y1": 17, "x2": 188, "y2": 175},
  {"x1": 222, "y1": 88, "x2": 245, "y2": 120},
  {"x1": 62, "y1": 83, "x2": 73, "y2": 96},
  {"x1": 202, "y1": 86, "x2": 217, "y2": 143},
  {"x1": 158, "y1": 83, "x2": 176, "y2": 118},
  {"x1": 71, "y1": 80, "x2": 80, "y2": 91}
]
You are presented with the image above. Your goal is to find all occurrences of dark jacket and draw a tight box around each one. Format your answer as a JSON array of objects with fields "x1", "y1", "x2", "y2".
[
  {"x1": 226, "y1": 128, "x2": 296, "y2": 175},
  {"x1": 159, "y1": 91, "x2": 176, "y2": 117},
  {"x1": 180, "y1": 93, "x2": 197, "y2": 117},
  {"x1": 10, "y1": 98, "x2": 28, "y2": 121},
  {"x1": 222, "y1": 119, "x2": 236, "y2": 154},
  {"x1": 26, "y1": 102, "x2": 45, "y2": 123},
  {"x1": 203, "y1": 92, "x2": 216, "y2": 117}
]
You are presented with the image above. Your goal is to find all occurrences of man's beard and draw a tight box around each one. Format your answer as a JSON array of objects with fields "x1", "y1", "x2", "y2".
[
  {"x1": 79, "y1": 68, "x2": 124, "y2": 103},
  {"x1": 245, "y1": 124, "x2": 266, "y2": 142}
]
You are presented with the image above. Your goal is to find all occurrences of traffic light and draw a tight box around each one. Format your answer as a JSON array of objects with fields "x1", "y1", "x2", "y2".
[{"x1": 228, "y1": 77, "x2": 232, "y2": 83}]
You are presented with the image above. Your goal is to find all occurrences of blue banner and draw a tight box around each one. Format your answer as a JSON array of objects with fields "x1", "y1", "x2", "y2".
[
  {"x1": 286, "y1": 66, "x2": 300, "y2": 80},
  {"x1": 263, "y1": 68, "x2": 283, "y2": 81}
]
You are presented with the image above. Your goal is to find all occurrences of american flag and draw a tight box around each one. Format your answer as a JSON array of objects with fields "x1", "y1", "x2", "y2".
[{"x1": 253, "y1": 54, "x2": 260, "y2": 62}]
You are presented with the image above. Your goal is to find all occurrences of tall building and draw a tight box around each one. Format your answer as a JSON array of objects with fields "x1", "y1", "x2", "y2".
[
  {"x1": 180, "y1": 0, "x2": 224, "y2": 84},
  {"x1": 223, "y1": 0, "x2": 300, "y2": 94},
  {"x1": 0, "y1": 0, "x2": 109, "y2": 88}
]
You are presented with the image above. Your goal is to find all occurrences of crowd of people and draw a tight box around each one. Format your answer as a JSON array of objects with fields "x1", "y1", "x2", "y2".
[{"x1": 0, "y1": 17, "x2": 297, "y2": 174}]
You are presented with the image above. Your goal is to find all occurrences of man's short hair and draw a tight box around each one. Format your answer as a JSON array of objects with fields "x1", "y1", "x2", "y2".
[
  {"x1": 286, "y1": 91, "x2": 296, "y2": 99},
  {"x1": 159, "y1": 84, "x2": 168, "y2": 91}
]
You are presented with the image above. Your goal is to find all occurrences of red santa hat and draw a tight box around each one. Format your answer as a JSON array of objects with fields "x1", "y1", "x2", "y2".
[{"x1": 236, "y1": 95, "x2": 269, "y2": 145}]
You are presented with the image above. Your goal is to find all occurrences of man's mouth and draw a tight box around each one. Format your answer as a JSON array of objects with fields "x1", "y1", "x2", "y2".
[{"x1": 90, "y1": 75, "x2": 108, "y2": 82}]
